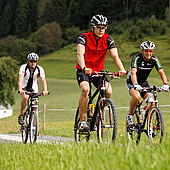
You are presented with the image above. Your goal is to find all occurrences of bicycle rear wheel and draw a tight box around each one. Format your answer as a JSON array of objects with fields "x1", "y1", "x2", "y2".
[
  {"x1": 22, "y1": 113, "x2": 28, "y2": 144},
  {"x1": 148, "y1": 107, "x2": 164, "y2": 144},
  {"x1": 74, "y1": 108, "x2": 90, "y2": 143},
  {"x1": 29, "y1": 109, "x2": 38, "y2": 143},
  {"x1": 97, "y1": 98, "x2": 117, "y2": 142}
]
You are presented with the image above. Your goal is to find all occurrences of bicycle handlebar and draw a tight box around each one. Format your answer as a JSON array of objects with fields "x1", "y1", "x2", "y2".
[
  {"x1": 18, "y1": 91, "x2": 50, "y2": 96},
  {"x1": 92, "y1": 70, "x2": 128, "y2": 79},
  {"x1": 135, "y1": 86, "x2": 169, "y2": 93}
]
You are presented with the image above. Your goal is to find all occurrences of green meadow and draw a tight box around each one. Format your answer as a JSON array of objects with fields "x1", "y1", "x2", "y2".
[{"x1": 0, "y1": 29, "x2": 170, "y2": 169}]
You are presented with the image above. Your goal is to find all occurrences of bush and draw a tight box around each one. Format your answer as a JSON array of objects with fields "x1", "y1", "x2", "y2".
[
  {"x1": 0, "y1": 56, "x2": 18, "y2": 107},
  {"x1": 127, "y1": 16, "x2": 166, "y2": 41},
  {"x1": 0, "y1": 36, "x2": 36, "y2": 64},
  {"x1": 63, "y1": 27, "x2": 81, "y2": 44},
  {"x1": 128, "y1": 25, "x2": 144, "y2": 41},
  {"x1": 29, "y1": 22, "x2": 63, "y2": 55}
]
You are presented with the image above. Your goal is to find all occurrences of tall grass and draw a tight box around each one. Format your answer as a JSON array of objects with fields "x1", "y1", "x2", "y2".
[{"x1": 0, "y1": 137, "x2": 170, "y2": 170}]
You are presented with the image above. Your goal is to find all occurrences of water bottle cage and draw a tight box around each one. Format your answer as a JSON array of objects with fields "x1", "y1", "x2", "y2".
[{"x1": 89, "y1": 104, "x2": 96, "y2": 117}]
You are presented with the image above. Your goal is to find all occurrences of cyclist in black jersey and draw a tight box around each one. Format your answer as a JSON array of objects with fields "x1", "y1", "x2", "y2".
[{"x1": 126, "y1": 41, "x2": 169, "y2": 125}]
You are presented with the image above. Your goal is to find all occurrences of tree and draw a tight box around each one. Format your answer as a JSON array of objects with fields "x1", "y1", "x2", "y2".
[
  {"x1": 169, "y1": 0, "x2": 170, "y2": 22},
  {"x1": 13, "y1": 0, "x2": 30, "y2": 37},
  {"x1": 0, "y1": 56, "x2": 19, "y2": 107},
  {"x1": 37, "y1": 0, "x2": 67, "y2": 27},
  {"x1": 0, "y1": 3, "x2": 13, "y2": 37}
]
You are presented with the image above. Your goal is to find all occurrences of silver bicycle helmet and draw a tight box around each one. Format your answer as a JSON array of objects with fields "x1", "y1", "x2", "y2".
[
  {"x1": 27, "y1": 53, "x2": 39, "y2": 60},
  {"x1": 140, "y1": 41, "x2": 156, "y2": 50},
  {"x1": 91, "y1": 14, "x2": 108, "y2": 27}
]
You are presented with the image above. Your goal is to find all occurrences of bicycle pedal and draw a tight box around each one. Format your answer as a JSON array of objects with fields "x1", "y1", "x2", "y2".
[
  {"x1": 20, "y1": 125, "x2": 25, "y2": 132},
  {"x1": 82, "y1": 131, "x2": 89, "y2": 134}
]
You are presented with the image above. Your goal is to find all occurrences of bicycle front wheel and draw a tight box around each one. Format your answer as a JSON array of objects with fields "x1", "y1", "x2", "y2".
[
  {"x1": 148, "y1": 107, "x2": 164, "y2": 145},
  {"x1": 126, "y1": 114, "x2": 141, "y2": 144},
  {"x1": 29, "y1": 109, "x2": 38, "y2": 144},
  {"x1": 97, "y1": 98, "x2": 117, "y2": 142},
  {"x1": 74, "y1": 108, "x2": 90, "y2": 143}
]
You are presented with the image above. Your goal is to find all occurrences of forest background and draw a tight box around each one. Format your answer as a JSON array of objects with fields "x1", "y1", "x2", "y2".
[{"x1": 0, "y1": 0, "x2": 170, "y2": 106}]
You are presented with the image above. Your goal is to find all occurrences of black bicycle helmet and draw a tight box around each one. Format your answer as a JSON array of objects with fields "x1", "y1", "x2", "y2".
[{"x1": 91, "y1": 14, "x2": 108, "y2": 27}]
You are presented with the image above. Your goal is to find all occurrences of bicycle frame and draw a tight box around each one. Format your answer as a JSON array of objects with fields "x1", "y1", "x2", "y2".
[
  {"x1": 132, "y1": 86, "x2": 166, "y2": 138},
  {"x1": 25, "y1": 93, "x2": 39, "y2": 120},
  {"x1": 88, "y1": 72, "x2": 119, "y2": 131},
  {"x1": 22, "y1": 92, "x2": 43, "y2": 143}
]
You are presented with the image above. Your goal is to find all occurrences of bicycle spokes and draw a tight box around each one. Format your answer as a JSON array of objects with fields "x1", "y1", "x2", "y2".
[
  {"x1": 97, "y1": 99, "x2": 117, "y2": 143},
  {"x1": 148, "y1": 107, "x2": 164, "y2": 145},
  {"x1": 30, "y1": 111, "x2": 38, "y2": 144}
]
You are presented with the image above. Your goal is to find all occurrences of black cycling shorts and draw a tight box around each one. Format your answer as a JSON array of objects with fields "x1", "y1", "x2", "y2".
[
  {"x1": 126, "y1": 79, "x2": 150, "y2": 98},
  {"x1": 76, "y1": 69, "x2": 109, "y2": 88}
]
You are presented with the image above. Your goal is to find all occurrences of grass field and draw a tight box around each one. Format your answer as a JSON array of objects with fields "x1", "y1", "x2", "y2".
[
  {"x1": 0, "y1": 29, "x2": 170, "y2": 169},
  {"x1": 0, "y1": 139, "x2": 170, "y2": 170}
]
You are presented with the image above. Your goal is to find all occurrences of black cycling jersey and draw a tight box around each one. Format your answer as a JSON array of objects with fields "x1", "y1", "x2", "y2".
[
  {"x1": 77, "y1": 34, "x2": 116, "y2": 50},
  {"x1": 127, "y1": 53, "x2": 162, "y2": 84}
]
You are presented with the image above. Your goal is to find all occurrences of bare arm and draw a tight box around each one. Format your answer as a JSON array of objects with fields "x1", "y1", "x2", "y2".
[
  {"x1": 41, "y1": 77, "x2": 48, "y2": 95},
  {"x1": 77, "y1": 43, "x2": 92, "y2": 75},
  {"x1": 109, "y1": 48, "x2": 126, "y2": 76},
  {"x1": 131, "y1": 68, "x2": 138, "y2": 85},
  {"x1": 158, "y1": 69, "x2": 168, "y2": 83},
  {"x1": 18, "y1": 74, "x2": 24, "y2": 94},
  {"x1": 77, "y1": 44, "x2": 86, "y2": 69}
]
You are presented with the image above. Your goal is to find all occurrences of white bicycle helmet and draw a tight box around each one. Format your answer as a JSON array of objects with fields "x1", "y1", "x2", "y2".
[
  {"x1": 91, "y1": 14, "x2": 108, "y2": 27},
  {"x1": 140, "y1": 41, "x2": 156, "y2": 50},
  {"x1": 27, "y1": 53, "x2": 39, "y2": 60}
]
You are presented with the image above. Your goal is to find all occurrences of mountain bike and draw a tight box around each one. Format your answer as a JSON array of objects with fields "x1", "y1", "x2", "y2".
[
  {"x1": 126, "y1": 86, "x2": 169, "y2": 144},
  {"x1": 74, "y1": 71, "x2": 121, "y2": 143},
  {"x1": 19, "y1": 91, "x2": 49, "y2": 144}
]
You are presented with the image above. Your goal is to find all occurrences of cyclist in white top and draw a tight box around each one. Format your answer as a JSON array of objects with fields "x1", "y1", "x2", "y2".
[{"x1": 18, "y1": 53, "x2": 48, "y2": 125}]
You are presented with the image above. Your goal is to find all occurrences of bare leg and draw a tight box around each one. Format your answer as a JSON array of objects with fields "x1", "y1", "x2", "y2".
[
  {"x1": 20, "y1": 95, "x2": 29, "y2": 116},
  {"x1": 106, "y1": 82, "x2": 112, "y2": 98},
  {"x1": 129, "y1": 88, "x2": 141, "y2": 115},
  {"x1": 79, "y1": 81, "x2": 89, "y2": 122}
]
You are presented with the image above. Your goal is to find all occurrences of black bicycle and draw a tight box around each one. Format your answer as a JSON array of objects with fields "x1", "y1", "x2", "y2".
[
  {"x1": 74, "y1": 71, "x2": 121, "y2": 143},
  {"x1": 19, "y1": 91, "x2": 49, "y2": 144},
  {"x1": 126, "y1": 86, "x2": 169, "y2": 145}
]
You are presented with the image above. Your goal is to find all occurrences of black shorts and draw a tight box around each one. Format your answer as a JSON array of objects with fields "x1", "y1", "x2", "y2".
[
  {"x1": 126, "y1": 79, "x2": 150, "y2": 98},
  {"x1": 76, "y1": 70, "x2": 108, "y2": 88}
]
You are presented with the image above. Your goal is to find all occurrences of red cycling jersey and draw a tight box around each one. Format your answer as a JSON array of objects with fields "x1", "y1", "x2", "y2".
[{"x1": 76, "y1": 31, "x2": 109, "y2": 72}]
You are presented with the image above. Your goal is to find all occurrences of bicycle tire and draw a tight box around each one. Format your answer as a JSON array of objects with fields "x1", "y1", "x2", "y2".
[
  {"x1": 29, "y1": 109, "x2": 38, "y2": 143},
  {"x1": 97, "y1": 98, "x2": 117, "y2": 142},
  {"x1": 74, "y1": 108, "x2": 90, "y2": 142},
  {"x1": 148, "y1": 107, "x2": 164, "y2": 144},
  {"x1": 22, "y1": 113, "x2": 28, "y2": 144}
]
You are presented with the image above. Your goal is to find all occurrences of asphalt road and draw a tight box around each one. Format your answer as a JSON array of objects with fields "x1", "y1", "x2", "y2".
[{"x1": 0, "y1": 133, "x2": 74, "y2": 144}]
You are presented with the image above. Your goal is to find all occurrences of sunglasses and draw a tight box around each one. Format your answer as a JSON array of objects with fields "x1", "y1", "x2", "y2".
[
  {"x1": 29, "y1": 60, "x2": 37, "y2": 63},
  {"x1": 144, "y1": 50, "x2": 154, "y2": 53}
]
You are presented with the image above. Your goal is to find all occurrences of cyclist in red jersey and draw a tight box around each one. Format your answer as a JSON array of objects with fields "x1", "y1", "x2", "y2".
[{"x1": 76, "y1": 14, "x2": 127, "y2": 132}]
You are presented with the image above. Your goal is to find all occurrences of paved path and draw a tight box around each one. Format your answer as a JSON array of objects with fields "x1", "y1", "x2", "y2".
[{"x1": 0, "y1": 133, "x2": 74, "y2": 144}]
